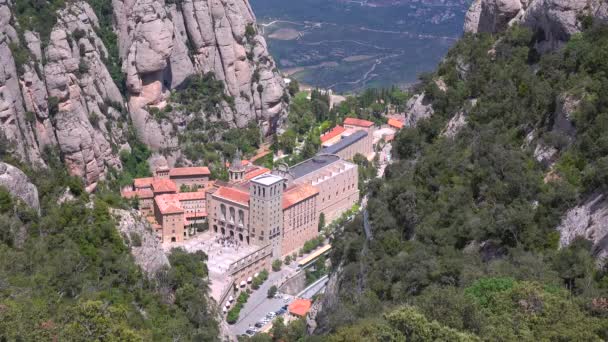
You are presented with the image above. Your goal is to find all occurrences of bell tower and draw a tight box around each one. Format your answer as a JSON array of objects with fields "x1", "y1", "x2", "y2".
[{"x1": 229, "y1": 150, "x2": 246, "y2": 183}]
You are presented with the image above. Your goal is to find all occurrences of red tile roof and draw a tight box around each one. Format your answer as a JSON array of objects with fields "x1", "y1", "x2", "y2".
[
  {"x1": 169, "y1": 166, "x2": 211, "y2": 177},
  {"x1": 283, "y1": 184, "x2": 319, "y2": 209},
  {"x1": 245, "y1": 167, "x2": 271, "y2": 180},
  {"x1": 288, "y1": 299, "x2": 312, "y2": 317},
  {"x1": 122, "y1": 189, "x2": 154, "y2": 199},
  {"x1": 176, "y1": 191, "x2": 206, "y2": 201},
  {"x1": 388, "y1": 118, "x2": 404, "y2": 129},
  {"x1": 215, "y1": 186, "x2": 250, "y2": 205},
  {"x1": 152, "y1": 178, "x2": 178, "y2": 194},
  {"x1": 155, "y1": 194, "x2": 184, "y2": 215},
  {"x1": 134, "y1": 177, "x2": 154, "y2": 189},
  {"x1": 320, "y1": 125, "x2": 346, "y2": 143},
  {"x1": 344, "y1": 117, "x2": 374, "y2": 128}
]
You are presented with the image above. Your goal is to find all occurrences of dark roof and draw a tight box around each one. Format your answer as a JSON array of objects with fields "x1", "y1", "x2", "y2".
[
  {"x1": 320, "y1": 130, "x2": 368, "y2": 155},
  {"x1": 289, "y1": 154, "x2": 341, "y2": 179}
]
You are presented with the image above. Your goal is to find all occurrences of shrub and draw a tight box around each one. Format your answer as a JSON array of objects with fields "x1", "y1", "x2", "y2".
[
  {"x1": 267, "y1": 285, "x2": 278, "y2": 299},
  {"x1": 129, "y1": 232, "x2": 142, "y2": 247},
  {"x1": 272, "y1": 259, "x2": 282, "y2": 272}
]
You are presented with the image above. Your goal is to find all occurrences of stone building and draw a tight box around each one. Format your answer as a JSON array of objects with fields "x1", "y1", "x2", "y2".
[{"x1": 320, "y1": 118, "x2": 375, "y2": 160}]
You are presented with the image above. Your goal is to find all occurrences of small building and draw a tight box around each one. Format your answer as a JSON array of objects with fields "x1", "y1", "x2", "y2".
[
  {"x1": 387, "y1": 118, "x2": 404, "y2": 130},
  {"x1": 288, "y1": 299, "x2": 312, "y2": 318}
]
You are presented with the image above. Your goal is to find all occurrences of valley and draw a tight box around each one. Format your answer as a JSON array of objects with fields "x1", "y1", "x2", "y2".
[{"x1": 251, "y1": 0, "x2": 471, "y2": 93}]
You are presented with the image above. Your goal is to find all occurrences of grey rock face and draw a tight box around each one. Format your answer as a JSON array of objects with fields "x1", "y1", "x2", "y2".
[
  {"x1": 405, "y1": 93, "x2": 434, "y2": 127},
  {"x1": 465, "y1": 0, "x2": 608, "y2": 52},
  {"x1": 114, "y1": 0, "x2": 287, "y2": 149},
  {"x1": 557, "y1": 193, "x2": 608, "y2": 264},
  {"x1": 0, "y1": 162, "x2": 39, "y2": 212},
  {"x1": 112, "y1": 208, "x2": 170, "y2": 276},
  {"x1": 0, "y1": 0, "x2": 286, "y2": 187}
]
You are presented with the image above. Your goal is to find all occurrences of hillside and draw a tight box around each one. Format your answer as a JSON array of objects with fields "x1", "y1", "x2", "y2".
[
  {"x1": 1, "y1": 0, "x2": 288, "y2": 190},
  {"x1": 312, "y1": 2, "x2": 608, "y2": 341}
]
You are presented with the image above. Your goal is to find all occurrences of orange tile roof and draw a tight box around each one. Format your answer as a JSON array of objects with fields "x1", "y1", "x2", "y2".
[
  {"x1": 155, "y1": 194, "x2": 184, "y2": 215},
  {"x1": 388, "y1": 118, "x2": 404, "y2": 129},
  {"x1": 134, "y1": 177, "x2": 154, "y2": 188},
  {"x1": 320, "y1": 125, "x2": 346, "y2": 143},
  {"x1": 152, "y1": 178, "x2": 178, "y2": 193},
  {"x1": 122, "y1": 189, "x2": 154, "y2": 199},
  {"x1": 245, "y1": 167, "x2": 271, "y2": 180},
  {"x1": 344, "y1": 117, "x2": 374, "y2": 128},
  {"x1": 288, "y1": 299, "x2": 312, "y2": 317},
  {"x1": 177, "y1": 191, "x2": 206, "y2": 201},
  {"x1": 169, "y1": 166, "x2": 210, "y2": 177},
  {"x1": 215, "y1": 186, "x2": 250, "y2": 205},
  {"x1": 282, "y1": 184, "x2": 319, "y2": 209}
]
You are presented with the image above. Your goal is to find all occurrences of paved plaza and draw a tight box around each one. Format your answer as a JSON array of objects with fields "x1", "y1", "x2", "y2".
[{"x1": 163, "y1": 231, "x2": 263, "y2": 301}]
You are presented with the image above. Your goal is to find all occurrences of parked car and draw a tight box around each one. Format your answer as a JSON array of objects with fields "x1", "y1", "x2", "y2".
[
  {"x1": 275, "y1": 308, "x2": 286, "y2": 315},
  {"x1": 245, "y1": 330, "x2": 255, "y2": 337},
  {"x1": 266, "y1": 312, "x2": 276, "y2": 319},
  {"x1": 254, "y1": 322, "x2": 264, "y2": 328},
  {"x1": 282, "y1": 305, "x2": 288, "y2": 310}
]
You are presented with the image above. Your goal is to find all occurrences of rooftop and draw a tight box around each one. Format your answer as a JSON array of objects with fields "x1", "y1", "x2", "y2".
[
  {"x1": 283, "y1": 184, "x2": 319, "y2": 209},
  {"x1": 152, "y1": 178, "x2": 178, "y2": 194},
  {"x1": 214, "y1": 186, "x2": 250, "y2": 206},
  {"x1": 289, "y1": 299, "x2": 312, "y2": 317},
  {"x1": 289, "y1": 154, "x2": 341, "y2": 180},
  {"x1": 251, "y1": 174, "x2": 284, "y2": 186},
  {"x1": 122, "y1": 189, "x2": 154, "y2": 199},
  {"x1": 155, "y1": 194, "x2": 184, "y2": 215},
  {"x1": 344, "y1": 117, "x2": 374, "y2": 128},
  {"x1": 320, "y1": 125, "x2": 346, "y2": 143},
  {"x1": 169, "y1": 166, "x2": 211, "y2": 177},
  {"x1": 134, "y1": 177, "x2": 154, "y2": 188},
  {"x1": 245, "y1": 166, "x2": 271, "y2": 181},
  {"x1": 320, "y1": 130, "x2": 368, "y2": 155},
  {"x1": 388, "y1": 118, "x2": 404, "y2": 129},
  {"x1": 176, "y1": 191, "x2": 206, "y2": 201}
]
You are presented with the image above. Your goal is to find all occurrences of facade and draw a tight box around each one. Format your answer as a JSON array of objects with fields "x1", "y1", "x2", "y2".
[
  {"x1": 285, "y1": 154, "x2": 359, "y2": 223},
  {"x1": 123, "y1": 166, "x2": 211, "y2": 243},
  {"x1": 282, "y1": 184, "x2": 319, "y2": 257}
]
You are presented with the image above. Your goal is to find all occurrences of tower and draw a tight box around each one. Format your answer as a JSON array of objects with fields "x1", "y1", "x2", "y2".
[
  {"x1": 249, "y1": 174, "x2": 284, "y2": 258},
  {"x1": 229, "y1": 150, "x2": 246, "y2": 183}
]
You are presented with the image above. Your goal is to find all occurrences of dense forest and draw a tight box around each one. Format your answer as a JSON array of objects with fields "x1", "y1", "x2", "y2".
[
  {"x1": 312, "y1": 23, "x2": 608, "y2": 340},
  {"x1": 0, "y1": 148, "x2": 219, "y2": 340}
]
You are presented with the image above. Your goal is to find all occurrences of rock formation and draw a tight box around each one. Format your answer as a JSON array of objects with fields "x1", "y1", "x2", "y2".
[
  {"x1": 0, "y1": 162, "x2": 39, "y2": 212},
  {"x1": 557, "y1": 193, "x2": 608, "y2": 264},
  {"x1": 112, "y1": 208, "x2": 170, "y2": 275},
  {"x1": 464, "y1": 0, "x2": 608, "y2": 52},
  {"x1": 404, "y1": 93, "x2": 434, "y2": 127},
  {"x1": 113, "y1": 0, "x2": 288, "y2": 149},
  {"x1": 0, "y1": 0, "x2": 287, "y2": 189}
]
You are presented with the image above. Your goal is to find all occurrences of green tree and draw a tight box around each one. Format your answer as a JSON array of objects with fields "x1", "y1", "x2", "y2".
[{"x1": 267, "y1": 285, "x2": 278, "y2": 299}]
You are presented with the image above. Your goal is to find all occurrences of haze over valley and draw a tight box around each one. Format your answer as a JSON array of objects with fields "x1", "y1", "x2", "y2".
[{"x1": 251, "y1": 0, "x2": 471, "y2": 92}]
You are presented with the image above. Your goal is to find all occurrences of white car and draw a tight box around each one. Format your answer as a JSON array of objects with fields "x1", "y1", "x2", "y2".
[{"x1": 266, "y1": 312, "x2": 276, "y2": 319}]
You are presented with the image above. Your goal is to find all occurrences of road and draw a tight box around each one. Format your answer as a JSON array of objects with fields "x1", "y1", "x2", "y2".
[
  {"x1": 298, "y1": 275, "x2": 329, "y2": 299},
  {"x1": 228, "y1": 263, "x2": 299, "y2": 336}
]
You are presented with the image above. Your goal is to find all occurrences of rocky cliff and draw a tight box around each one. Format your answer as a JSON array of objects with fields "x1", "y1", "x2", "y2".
[
  {"x1": 465, "y1": 0, "x2": 608, "y2": 51},
  {"x1": 0, "y1": 162, "x2": 39, "y2": 212},
  {"x1": 0, "y1": 0, "x2": 287, "y2": 189}
]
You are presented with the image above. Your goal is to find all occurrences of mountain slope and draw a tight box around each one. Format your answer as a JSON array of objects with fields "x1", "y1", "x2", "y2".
[
  {"x1": 315, "y1": 3, "x2": 608, "y2": 340},
  {"x1": 1, "y1": 0, "x2": 287, "y2": 190}
]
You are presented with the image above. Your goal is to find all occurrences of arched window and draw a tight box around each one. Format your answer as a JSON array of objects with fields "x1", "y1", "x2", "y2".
[
  {"x1": 229, "y1": 207, "x2": 235, "y2": 223},
  {"x1": 220, "y1": 204, "x2": 226, "y2": 220},
  {"x1": 238, "y1": 210, "x2": 244, "y2": 226}
]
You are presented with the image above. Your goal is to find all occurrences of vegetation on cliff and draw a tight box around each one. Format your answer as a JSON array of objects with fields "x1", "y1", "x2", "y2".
[
  {"x1": 0, "y1": 152, "x2": 218, "y2": 340},
  {"x1": 315, "y1": 24, "x2": 608, "y2": 340}
]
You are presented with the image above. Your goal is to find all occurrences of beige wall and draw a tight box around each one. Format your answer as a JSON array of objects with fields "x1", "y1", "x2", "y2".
[
  {"x1": 156, "y1": 211, "x2": 185, "y2": 243},
  {"x1": 208, "y1": 195, "x2": 251, "y2": 245},
  {"x1": 229, "y1": 245, "x2": 273, "y2": 283},
  {"x1": 171, "y1": 175, "x2": 209, "y2": 189},
  {"x1": 282, "y1": 195, "x2": 319, "y2": 257},
  {"x1": 295, "y1": 161, "x2": 359, "y2": 223},
  {"x1": 139, "y1": 197, "x2": 154, "y2": 217},
  {"x1": 250, "y1": 179, "x2": 284, "y2": 257},
  {"x1": 180, "y1": 198, "x2": 206, "y2": 214}
]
